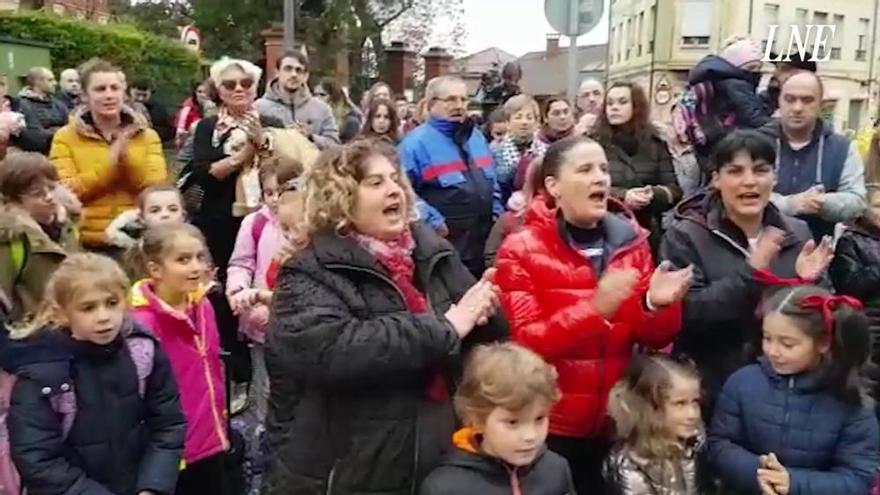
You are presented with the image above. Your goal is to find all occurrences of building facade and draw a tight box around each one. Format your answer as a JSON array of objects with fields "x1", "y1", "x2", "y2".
[
  {"x1": 0, "y1": 0, "x2": 110, "y2": 23},
  {"x1": 608, "y1": 0, "x2": 880, "y2": 131}
]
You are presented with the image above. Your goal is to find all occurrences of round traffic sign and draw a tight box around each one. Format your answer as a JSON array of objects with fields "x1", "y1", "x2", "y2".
[{"x1": 544, "y1": 0, "x2": 604, "y2": 37}]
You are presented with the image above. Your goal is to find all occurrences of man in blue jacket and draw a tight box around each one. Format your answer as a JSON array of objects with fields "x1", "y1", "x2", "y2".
[{"x1": 400, "y1": 75, "x2": 503, "y2": 276}]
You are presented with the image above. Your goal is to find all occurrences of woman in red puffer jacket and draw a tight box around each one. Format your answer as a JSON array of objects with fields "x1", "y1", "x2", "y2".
[{"x1": 495, "y1": 135, "x2": 690, "y2": 494}]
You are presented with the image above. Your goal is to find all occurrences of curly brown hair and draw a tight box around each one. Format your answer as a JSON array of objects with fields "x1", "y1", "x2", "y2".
[
  {"x1": 294, "y1": 140, "x2": 418, "y2": 251},
  {"x1": 591, "y1": 81, "x2": 653, "y2": 146}
]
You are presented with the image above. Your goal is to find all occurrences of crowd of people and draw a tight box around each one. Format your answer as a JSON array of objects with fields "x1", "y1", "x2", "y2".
[{"x1": 0, "y1": 33, "x2": 879, "y2": 495}]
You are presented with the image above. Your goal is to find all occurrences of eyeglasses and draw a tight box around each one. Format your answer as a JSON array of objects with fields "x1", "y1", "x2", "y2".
[
  {"x1": 434, "y1": 95, "x2": 468, "y2": 105},
  {"x1": 220, "y1": 78, "x2": 255, "y2": 91}
]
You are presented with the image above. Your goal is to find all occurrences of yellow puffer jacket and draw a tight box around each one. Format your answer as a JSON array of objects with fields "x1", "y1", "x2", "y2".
[{"x1": 50, "y1": 106, "x2": 167, "y2": 247}]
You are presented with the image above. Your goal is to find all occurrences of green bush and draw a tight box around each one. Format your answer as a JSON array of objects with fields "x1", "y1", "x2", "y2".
[{"x1": 0, "y1": 11, "x2": 200, "y2": 107}]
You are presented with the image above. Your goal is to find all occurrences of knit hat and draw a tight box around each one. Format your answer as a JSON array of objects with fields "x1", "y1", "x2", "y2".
[{"x1": 720, "y1": 39, "x2": 764, "y2": 68}]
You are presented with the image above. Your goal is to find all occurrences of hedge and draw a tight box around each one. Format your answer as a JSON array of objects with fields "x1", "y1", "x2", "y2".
[{"x1": 0, "y1": 11, "x2": 201, "y2": 107}]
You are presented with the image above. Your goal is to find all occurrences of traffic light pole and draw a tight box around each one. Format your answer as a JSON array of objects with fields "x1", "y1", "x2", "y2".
[{"x1": 284, "y1": 0, "x2": 296, "y2": 49}]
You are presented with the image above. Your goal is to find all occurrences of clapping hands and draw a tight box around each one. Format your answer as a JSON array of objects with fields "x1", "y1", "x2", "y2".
[{"x1": 445, "y1": 268, "x2": 500, "y2": 338}]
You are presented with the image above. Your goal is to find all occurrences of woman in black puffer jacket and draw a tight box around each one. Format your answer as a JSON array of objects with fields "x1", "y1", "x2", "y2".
[{"x1": 264, "y1": 141, "x2": 508, "y2": 495}]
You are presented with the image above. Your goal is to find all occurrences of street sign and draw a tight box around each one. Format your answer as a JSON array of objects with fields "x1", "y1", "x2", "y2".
[{"x1": 544, "y1": 0, "x2": 604, "y2": 37}]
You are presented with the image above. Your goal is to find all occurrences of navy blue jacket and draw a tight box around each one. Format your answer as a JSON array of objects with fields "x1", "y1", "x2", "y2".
[
  {"x1": 4, "y1": 321, "x2": 186, "y2": 495},
  {"x1": 708, "y1": 358, "x2": 879, "y2": 495},
  {"x1": 689, "y1": 55, "x2": 772, "y2": 131}
]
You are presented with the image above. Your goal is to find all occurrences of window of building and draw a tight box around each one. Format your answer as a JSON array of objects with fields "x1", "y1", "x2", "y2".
[
  {"x1": 647, "y1": 5, "x2": 656, "y2": 53},
  {"x1": 763, "y1": 3, "x2": 780, "y2": 54},
  {"x1": 680, "y1": 0, "x2": 712, "y2": 46},
  {"x1": 857, "y1": 18, "x2": 870, "y2": 61},
  {"x1": 832, "y1": 14, "x2": 844, "y2": 53},
  {"x1": 849, "y1": 99, "x2": 864, "y2": 131},
  {"x1": 830, "y1": 47, "x2": 841, "y2": 59}
]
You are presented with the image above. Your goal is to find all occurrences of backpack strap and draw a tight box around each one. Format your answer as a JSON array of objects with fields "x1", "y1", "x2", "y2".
[
  {"x1": 251, "y1": 211, "x2": 270, "y2": 251},
  {"x1": 125, "y1": 337, "x2": 155, "y2": 398}
]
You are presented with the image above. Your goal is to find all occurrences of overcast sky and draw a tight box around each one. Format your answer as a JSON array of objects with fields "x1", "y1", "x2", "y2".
[{"x1": 463, "y1": 0, "x2": 610, "y2": 56}]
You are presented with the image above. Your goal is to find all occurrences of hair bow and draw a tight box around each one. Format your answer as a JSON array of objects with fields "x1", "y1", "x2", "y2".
[
  {"x1": 800, "y1": 294, "x2": 863, "y2": 340},
  {"x1": 752, "y1": 269, "x2": 809, "y2": 287}
]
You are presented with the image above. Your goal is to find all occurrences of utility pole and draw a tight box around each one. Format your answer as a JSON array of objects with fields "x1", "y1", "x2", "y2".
[{"x1": 283, "y1": 0, "x2": 296, "y2": 49}]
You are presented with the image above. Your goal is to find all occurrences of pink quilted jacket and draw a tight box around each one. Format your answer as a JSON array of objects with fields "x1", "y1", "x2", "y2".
[{"x1": 130, "y1": 280, "x2": 229, "y2": 463}]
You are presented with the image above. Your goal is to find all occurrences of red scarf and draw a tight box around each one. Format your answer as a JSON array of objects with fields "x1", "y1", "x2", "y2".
[{"x1": 352, "y1": 229, "x2": 447, "y2": 402}]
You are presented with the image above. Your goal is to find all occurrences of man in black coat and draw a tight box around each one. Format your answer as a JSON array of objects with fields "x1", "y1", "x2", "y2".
[{"x1": 17, "y1": 67, "x2": 69, "y2": 154}]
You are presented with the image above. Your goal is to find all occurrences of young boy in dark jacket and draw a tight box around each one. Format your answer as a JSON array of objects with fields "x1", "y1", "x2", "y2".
[{"x1": 420, "y1": 343, "x2": 574, "y2": 495}]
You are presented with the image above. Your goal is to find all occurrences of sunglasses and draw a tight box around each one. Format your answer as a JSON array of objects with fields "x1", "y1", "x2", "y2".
[{"x1": 220, "y1": 78, "x2": 255, "y2": 91}]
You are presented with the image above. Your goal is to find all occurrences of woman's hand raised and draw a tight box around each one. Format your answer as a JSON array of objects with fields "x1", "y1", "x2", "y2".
[{"x1": 445, "y1": 268, "x2": 500, "y2": 338}]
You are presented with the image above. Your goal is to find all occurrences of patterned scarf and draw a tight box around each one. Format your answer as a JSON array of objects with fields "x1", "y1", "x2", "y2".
[
  {"x1": 352, "y1": 229, "x2": 427, "y2": 313},
  {"x1": 351, "y1": 229, "x2": 449, "y2": 402},
  {"x1": 496, "y1": 134, "x2": 532, "y2": 185},
  {"x1": 213, "y1": 106, "x2": 260, "y2": 148}
]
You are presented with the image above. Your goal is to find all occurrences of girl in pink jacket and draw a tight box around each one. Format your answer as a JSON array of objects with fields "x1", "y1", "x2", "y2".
[
  {"x1": 226, "y1": 160, "x2": 284, "y2": 421},
  {"x1": 130, "y1": 223, "x2": 231, "y2": 495}
]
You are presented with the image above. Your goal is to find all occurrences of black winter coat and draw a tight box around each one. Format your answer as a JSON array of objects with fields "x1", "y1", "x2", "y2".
[
  {"x1": 604, "y1": 130, "x2": 682, "y2": 253},
  {"x1": 17, "y1": 92, "x2": 69, "y2": 155},
  {"x1": 689, "y1": 55, "x2": 772, "y2": 131},
  {"x1": 830, "y1": 218, "x2": 880, "y2": 367},
  {"x1": 420, "y1": 443, "x2": 574, "y2": 495},
  {"x1": 263, "y1": 222, "x2": 508, "y2": 495},
  {"x1": 6, "y1": 321, "x2": 186, "y2": 495},
  {"x1": 659, "y1": 192, "x2": 812, "y2": 406}
]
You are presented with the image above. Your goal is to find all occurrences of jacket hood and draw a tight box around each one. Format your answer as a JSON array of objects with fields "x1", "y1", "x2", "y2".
[
  {"x1": 846, "y1": 216, "x2": 880, "y2": 239},
  {"x1": 264, "y1": 79, "x2": 313, "y2": 109},
  {"x1": 71, "y1": 104, "x2": 148, "y2": 141},
  {"x1": 689, "y1": 55, "x2": 760, "y2": 86},
  {"x1": 757, "y1": 356, "x2": 824, "y2": 392},
  {"x1": 440, "y1": 427, "x2": 547, "y2": 479},
  {"x1": 130, "y1": 279, "x2": 213, "y2": 315},
  {"x1": 0, "y1": 203, "x2": 68, "y2": 256},
  {"x1": 17, "y1": 87, "x2": 50, "y2": 103},
  {"x1": 0, "y1": 317, "x2": 153, "y2": 374},
  {"x1": 757, "y1": 118, "x2": 834, "y2": 144},
  {"x1": 523, "y1": 193, "x2": 645, "y2": 252},
  {"x1": 672, "y1": 191, "x2": 802, "y2": 248}
]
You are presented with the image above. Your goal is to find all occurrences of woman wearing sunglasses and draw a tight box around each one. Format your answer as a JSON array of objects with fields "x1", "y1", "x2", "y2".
[{"x1": 187, "y1": 58, "x2": 283, "y2": 387}]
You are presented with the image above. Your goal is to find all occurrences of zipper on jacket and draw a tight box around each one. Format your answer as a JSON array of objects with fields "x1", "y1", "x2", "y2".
[
  {"x1": 410, "y1": 411, "x2": 421, "y2": 495},
  {"x1": 710, "y1": 229, "x2": 752, "y2": 258},
  {"x1": 193, "y1": 304, "x2": 229, "y2": 451},
  {"x1": 325, "y1": 463, "x2": 337, "y2": 495},
  {"x1": 781, "y1": 376, "x2": 794, "y2": 449}
]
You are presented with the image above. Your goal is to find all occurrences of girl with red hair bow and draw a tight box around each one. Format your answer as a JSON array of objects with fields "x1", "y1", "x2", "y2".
[{"x1": 707, "y1": 285, "x2": 879, "y2": 495}]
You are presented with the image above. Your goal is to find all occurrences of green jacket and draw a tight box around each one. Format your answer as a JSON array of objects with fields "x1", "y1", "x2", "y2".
[{"x1": 0, "y1": 203, "x2": 79, "y2": 321}]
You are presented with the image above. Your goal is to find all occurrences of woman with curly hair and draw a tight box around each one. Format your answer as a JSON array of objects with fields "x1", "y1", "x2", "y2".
[{"x1": 263, "y1": 140, "x2": 508, "y2": 495}]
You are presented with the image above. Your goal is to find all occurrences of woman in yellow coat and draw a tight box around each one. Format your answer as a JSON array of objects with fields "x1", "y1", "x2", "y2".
[{"x1": 50, "y1": 58, "x2": 167, "y2": 250}]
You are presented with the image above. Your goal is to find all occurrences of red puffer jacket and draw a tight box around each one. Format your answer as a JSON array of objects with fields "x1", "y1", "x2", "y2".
[{"x1": 495, "y1": 195, "x2": 682, "y2": 438}]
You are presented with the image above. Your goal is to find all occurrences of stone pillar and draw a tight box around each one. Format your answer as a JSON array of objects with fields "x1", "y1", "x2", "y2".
[
  {"x1": 423, "y1": 47, "x2": 454, "y2": 83},
  {"x1": 262, "y1": 26, "x2": 285, "y2": 82},
  {"x1": 384, "y1": 41, "x2": 416, "y2": 98}
]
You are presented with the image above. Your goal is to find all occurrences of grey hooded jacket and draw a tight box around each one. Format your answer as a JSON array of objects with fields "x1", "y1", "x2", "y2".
[{"x1": 255, "y1": 81, "x2": 339, "y2": 150}]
